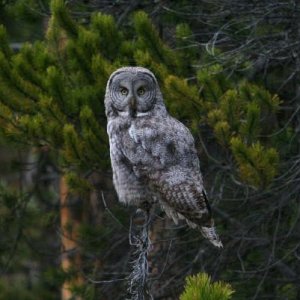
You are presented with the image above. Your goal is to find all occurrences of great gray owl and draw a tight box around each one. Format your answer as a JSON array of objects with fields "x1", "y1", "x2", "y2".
[{"x1": 105, "y1": 66, "x2": 222, "y2": 248}]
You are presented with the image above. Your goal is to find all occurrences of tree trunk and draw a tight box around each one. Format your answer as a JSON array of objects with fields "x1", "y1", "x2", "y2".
[{"x1": 60, "y1": 175, "x2": 84, "y2": 300}]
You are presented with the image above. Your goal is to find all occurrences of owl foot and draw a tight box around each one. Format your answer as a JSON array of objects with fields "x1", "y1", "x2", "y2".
[{"x1": 201, "y1": 226, "x2": 223, "y2": 248}]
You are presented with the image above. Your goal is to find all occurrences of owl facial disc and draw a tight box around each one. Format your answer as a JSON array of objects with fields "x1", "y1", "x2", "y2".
[{"x1": 109, "y1": 70, "x2": 157, "y2": 117}]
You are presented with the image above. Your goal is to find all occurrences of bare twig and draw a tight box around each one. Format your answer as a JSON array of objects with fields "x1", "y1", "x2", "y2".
[{"x1": 128, "y1": 209, "x2": 153, "y2": 300}]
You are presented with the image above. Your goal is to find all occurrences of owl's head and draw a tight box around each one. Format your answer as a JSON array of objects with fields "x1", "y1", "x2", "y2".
[{"x1": 105, "y1": 67, "x2": 166, "y2": 118}]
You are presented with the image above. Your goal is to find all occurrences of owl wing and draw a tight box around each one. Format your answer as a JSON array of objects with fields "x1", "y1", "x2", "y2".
[{"x1": 123, "y1": 115, "x2": 222, "y2": 247}]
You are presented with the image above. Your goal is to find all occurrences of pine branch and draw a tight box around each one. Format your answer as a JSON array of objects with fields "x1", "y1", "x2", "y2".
[
  {"x1": 0, "y1": 25, "x2": 12, "y2": 59},
  {"x1": 51, "y1": 0, "x2": 78, "y2": 39}
]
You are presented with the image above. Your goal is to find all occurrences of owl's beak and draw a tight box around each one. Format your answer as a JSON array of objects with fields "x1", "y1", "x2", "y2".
[{"x1": 129, "y1": 96, "x2": 137, "y2": 117}]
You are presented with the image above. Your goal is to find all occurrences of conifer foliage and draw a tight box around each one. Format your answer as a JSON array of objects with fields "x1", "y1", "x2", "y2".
[
  {"x1": 0, "y1": 0, "x2": 293, "y2": 299},
  {"x1": 0, "y1": 0, "x2": 280, "y2": 192},
  {"x1": 180, "y1": 273, "x2": 234, "y2": 300}
]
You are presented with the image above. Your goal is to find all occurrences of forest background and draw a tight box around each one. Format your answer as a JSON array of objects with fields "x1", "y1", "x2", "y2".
[{"x1": 0, "y1": 0, "x2": 299, "y2": 299}]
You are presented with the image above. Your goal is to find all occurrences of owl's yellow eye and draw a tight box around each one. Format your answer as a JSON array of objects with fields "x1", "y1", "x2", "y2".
[
  {"x1": 137, "y1": 87, "x2": 145, "y2": 96},
  {"x1": 120, "y1": 87, "x2": 128, "y2": 95}
]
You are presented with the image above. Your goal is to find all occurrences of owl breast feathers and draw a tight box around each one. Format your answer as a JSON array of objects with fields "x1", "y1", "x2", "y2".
[{"x1": 105, "y1": 66, "x2": 222, "y2": 248}]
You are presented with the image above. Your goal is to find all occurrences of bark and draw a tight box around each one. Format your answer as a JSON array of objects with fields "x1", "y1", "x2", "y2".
[{"x1": 60, "y1": 175, "x2": 84, "y2": 300}]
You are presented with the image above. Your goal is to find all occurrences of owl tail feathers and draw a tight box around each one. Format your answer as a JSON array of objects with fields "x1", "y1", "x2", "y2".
[{"x1": 201, "y1": 225, "x2": 223, "y2": 248}]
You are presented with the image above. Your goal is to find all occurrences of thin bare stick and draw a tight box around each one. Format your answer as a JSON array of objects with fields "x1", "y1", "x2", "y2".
[{"x1": 128, "y1": 209, "x2": 153, "y2": 300}]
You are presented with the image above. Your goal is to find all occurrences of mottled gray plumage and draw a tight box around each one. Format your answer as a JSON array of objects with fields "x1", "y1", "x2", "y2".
[{"x1": 105, "y1": 66, "x2": 222, "y2": 248}]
